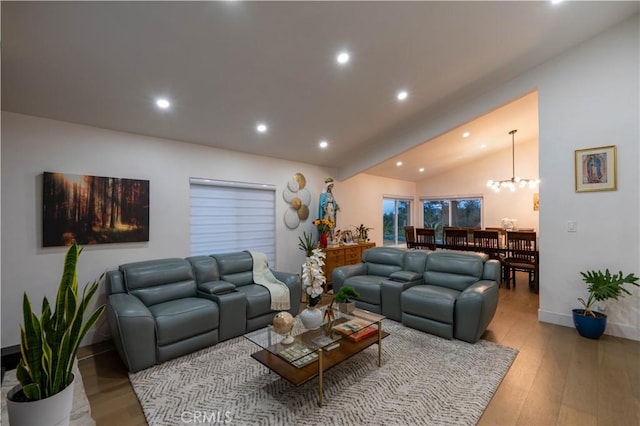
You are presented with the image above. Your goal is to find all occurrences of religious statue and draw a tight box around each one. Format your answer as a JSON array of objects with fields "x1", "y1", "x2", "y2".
[{"x1": 318, "y1": 177, "x2": 339, "y2": 227}]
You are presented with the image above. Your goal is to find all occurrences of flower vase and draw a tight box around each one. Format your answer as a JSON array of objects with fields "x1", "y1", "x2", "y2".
[
  {"x1": 319, "y1": 233, "x2": 328, "y2": 249},
  {"x1": 299, "y1": 306, "x2": 323, "y2": 330}
]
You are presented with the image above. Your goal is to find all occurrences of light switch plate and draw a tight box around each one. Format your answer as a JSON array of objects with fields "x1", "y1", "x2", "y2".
[{"x1": 567, "y1": 220, "x2": 577, "y2": 232}]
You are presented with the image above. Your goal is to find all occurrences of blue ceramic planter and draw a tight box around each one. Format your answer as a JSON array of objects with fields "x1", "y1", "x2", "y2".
[{"x1": 572, "y1": 309, "x2": 607, "y2": 339}]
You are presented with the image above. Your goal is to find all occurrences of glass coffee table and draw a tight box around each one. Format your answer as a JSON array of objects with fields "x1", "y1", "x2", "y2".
[{"x1": 244, "y1": 308, "x2": 388, "y2": 406}]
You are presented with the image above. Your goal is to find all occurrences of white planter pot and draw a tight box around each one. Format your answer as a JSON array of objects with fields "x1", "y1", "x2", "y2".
[
  {"x1": 7, "y1": 374, "x2": 75, "y2": 426},
  {"x1": 299, "y1": 306, "x2": 323, "y2": 330}
]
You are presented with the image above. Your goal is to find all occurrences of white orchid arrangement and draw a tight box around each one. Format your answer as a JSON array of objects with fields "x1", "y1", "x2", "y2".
[{"x1": 302, "y1": 248, "x2": 326, "y2": 307}]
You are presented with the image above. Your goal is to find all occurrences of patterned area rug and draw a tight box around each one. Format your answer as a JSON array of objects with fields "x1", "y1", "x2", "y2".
[{"x1": 130, "y1": 321, "x2": 517, "y2": 426}]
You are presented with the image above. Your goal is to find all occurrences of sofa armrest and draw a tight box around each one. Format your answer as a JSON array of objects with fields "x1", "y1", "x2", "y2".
[
  {"x1": 482, "y1": 259, "x2": 501, "y2": 282},
  {"x1": 380, "y1": 276, "x2": 423, "y2": 321},
  {"x1": 107, "y1": 293, "x2": 156, "y2": 372},
  {"x1": 272, "y1": 270, "x2": 302, "y2": 315},
  {"x1": 198, "y1": 280, "x2": 237, "y2": 295},
  {"x1": 332, "y1": 263, "x2": 367, "y2": 293},
  {"x1": 389, "y1": 270, "x2": 423, "y2": 283},
  {"x1": 455, "y1": 280, "x2": 499, "y2": 343}
]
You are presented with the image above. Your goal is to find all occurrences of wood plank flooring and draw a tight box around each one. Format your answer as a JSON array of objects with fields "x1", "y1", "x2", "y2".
[{"x1": 78, "y1": 273, "x2": 639, "y2": 425}]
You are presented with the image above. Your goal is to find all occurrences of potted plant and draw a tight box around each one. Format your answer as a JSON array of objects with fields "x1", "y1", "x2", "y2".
[
  {"x1": 298, "y1": 231, "x2": 316, "y2": 257},
  {"x1": 573, "y1": 269, "x2": 639, "y2": 339},
  {"x1": 334, "y1": 286, "x2": 360, "y2": 314},
  {"x1": 299, "y1": 248, "x2": 326, "y2": 330},
  {"x1": 6, "y1": 242, "x2": 105, "y2": 426},
  {"x1": 354, "y1": 224, "x2": 372, "y2": 243}
]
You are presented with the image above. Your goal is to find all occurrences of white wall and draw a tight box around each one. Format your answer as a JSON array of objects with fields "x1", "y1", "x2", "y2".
[
  {"x1": 338, "y1": 173, "x2": 416, "y2": 244},
  {"x1": 536, "y1": 16, "x2": 639, "y2": 340},
  {"x1": 417, "y1": 138, "x2": 539, "y2": 230},
  {"x1": 0, "y1": 112, "x2": 339, "y2": 347}
]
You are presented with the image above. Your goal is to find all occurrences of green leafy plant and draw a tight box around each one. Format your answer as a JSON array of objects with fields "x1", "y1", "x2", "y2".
[
  {"x1": 15, "y1": 243, "x2": 105, "y2": 401},
  {"x1": 578, "y1": 269, "x2": 639, "y2": 317},
  {"x1": 298, "y1": 231, "x2": 316, "y2": 257},
  {"x1": 354, "y1": 224, "x2": 372, "y2": 241},
  {"x1": 334, "y1": 286, "x2": 360, "y2": 304}
]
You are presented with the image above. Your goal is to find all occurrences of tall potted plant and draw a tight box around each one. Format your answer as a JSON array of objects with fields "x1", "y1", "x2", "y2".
[
  {"x1": 6, "y1": 243, "x2": 105, "y2": 426},
  {"x1": 573, "y1": 269, "x2": 639, "y2": 339}
]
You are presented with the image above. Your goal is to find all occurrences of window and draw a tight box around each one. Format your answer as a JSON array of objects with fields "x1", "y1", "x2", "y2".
[
  {"x1": 383, "y1": 197, "x2": 412, "y2": 246},
  {"x1": 190, "y1": 178, "x2": 276, "y2": 266},
  {"x1": 422, "y1": 197, "x2": 482, "y2": 241}
]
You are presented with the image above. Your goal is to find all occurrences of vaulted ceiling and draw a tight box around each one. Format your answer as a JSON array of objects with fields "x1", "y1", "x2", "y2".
[{"x1": 2, "y1": 2, "x2": 638, "y2": 181}]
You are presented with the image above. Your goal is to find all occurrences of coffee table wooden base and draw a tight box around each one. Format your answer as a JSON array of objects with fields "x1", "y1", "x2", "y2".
[{"x1": 251, "y1": 327, "x2": 389, "y2": 406}]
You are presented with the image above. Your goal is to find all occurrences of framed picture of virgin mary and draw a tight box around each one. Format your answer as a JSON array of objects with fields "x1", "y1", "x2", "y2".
[{"x1": 575, "y1": 145, "x2": 617, "y2": 192}]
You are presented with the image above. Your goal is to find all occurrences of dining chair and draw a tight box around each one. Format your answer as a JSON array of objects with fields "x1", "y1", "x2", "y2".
[
  {"x1": 404, "y1": 226, "x2": 416, "y2": 249},
  {"x1": 473, "y1": 230, "x2": 505, "y2": 284},
  {"x1": 485, "y1": 227, "x2": 506, "y2": 247},
  {"x1": 443, "y1": 228, "x2": 468, "y2": 248},
  {"x1": 415, "y1": 228, "x2": 437, "y2": 250},
  {"x1": 504, "y1": 231, "x2": 538, "y2": 291}
]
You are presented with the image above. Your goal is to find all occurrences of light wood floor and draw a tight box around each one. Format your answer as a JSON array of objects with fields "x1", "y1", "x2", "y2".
[{"x1": 78, "y1": 274, "x2": 639, "y2": 425}]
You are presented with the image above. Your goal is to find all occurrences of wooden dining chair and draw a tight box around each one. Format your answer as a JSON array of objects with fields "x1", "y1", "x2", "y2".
[
  {"x1": 443, "y1": 228, "x2": 468, "y2": 248},
  {"x1": 415, "y1": 228, "x2": 437, "y2": 250},
  {"x1": 504, "y1": 231, "x2": 538, "y2": 291},
  {"x1": 473, "y1": 230, "x2": 505, "y2": 284},
  {"x1": 485, "y1": 227, "x2": 506, "y2": 247},
  {"x1": 404, "y1": 226, "x2": 416, "y2": 249}
]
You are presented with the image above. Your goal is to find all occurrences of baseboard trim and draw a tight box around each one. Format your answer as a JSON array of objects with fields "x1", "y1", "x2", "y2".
[{"x1": 538, "y1": 309, "x2": 639, "y2": 341}]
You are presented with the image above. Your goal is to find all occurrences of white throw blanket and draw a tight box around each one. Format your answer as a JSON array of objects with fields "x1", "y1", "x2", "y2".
[{"x1": 248, "y1": 251, "x2": 291, "y2": 311}]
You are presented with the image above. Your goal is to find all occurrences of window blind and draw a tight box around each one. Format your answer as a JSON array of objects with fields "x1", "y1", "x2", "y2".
[{"x1": 189, "y1": 179, "x2": 276, "y2": 266}]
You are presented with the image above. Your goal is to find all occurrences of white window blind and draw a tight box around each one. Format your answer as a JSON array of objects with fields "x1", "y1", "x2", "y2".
[{"x1": 190, "y1": 178, "x2": 276, "y2": 266}]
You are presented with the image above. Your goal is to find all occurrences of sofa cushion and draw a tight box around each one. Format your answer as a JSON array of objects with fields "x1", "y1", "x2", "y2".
[
  {"x1": 211, "y1": 252, "x2": 255, "y2": 286},
  {"x1": 149, "y1": 297, "x2": 219, "y2": 346},
  {"x1": 235, "y1": 284, "x2": 271, "y2": 318},
  {"x1": 344, "y1": 275, "x2": 385, "y2": 305},
  {"x1": 362, "y1": 247, "x2": 404, "y2": 277},
  {"x1": 402, "y1": 285, "x2": 460, "y2": 324},
  {"x1": 121, "y1": 258, "x2": 197, "y2": 306},
  {"x1": 423, "y1": 251, "x2": 486, "y2": 292},
  {"x1": 186, "y1": 256, "x2": 220, "y2": 284}
]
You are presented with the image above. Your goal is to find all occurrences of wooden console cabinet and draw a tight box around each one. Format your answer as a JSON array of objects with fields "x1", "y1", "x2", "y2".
[{"x1": 323, "y1": 242, "x2": 376, "y2": 291}]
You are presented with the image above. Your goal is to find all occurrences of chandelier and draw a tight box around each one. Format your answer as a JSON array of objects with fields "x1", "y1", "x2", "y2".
[{"x1": 487, "y1": 129, "x2": 539, "y2": 192}]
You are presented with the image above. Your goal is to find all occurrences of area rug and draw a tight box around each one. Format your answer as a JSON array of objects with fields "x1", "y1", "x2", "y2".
[{"x1": 129, "y1": 321, "x2": 517, "y2": 426}]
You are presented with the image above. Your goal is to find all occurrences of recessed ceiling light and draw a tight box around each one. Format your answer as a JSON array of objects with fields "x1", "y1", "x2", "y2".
[
  {"x1": 396, "y1": 161, "x2": 403, "y2": 167},
  {"x1": 256, "y1": 123, "x2": 268, "y2": 133},
  {"x1": 462, "y1": 132, "x2": 471, "y2": 138},
  {"x1": 336, "y1": 51, "x2": 350, "y2": 65},
  {"x1": 551, "y1": 0, "x2": 564, "y2": 4},
  {"x1": 155, "y1": 98, "x2": 171, "y2": 109},
  {"x1": 396, "y1": 90, "x2": 408, "y2": 101},
  {"x1": 480, "y1": 144, "x2": 487, "y2": 149},
  {"x1": 319, "y1": 140, "x2": 329, "y2": 149},
  {"x1": 419, "y1": 167, "x2": 425, "y2": 172}
]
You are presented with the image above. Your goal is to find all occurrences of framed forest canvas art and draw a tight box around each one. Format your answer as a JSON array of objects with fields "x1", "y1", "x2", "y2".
[{"x1": 43, "y1": 172, "x2": 149, "y2": 247}]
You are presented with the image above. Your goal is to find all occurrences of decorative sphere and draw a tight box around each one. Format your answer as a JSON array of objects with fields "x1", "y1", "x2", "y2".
[
  {"x1": 291, "y1": 197, "x2": 302, "y2": 210},
  {"x1": 272, "y1": 311, "x2": 295, "y2": 336}
]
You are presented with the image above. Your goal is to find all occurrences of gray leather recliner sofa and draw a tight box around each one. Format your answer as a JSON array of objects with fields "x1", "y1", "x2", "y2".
[
  {"x1": 402, "y1": 250, "x2": 499, "y2": 343},
  {"x1": 332, "y1": 247, "x2": 426, "y2": 320},
  {"x1": 333, "y1": 247, "x2": 499, "y2": 343},
  {"x1": 106, "y1": 252, "x2": 300, "y2": 372}
]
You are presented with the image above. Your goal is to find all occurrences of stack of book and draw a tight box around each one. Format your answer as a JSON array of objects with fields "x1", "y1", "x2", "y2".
[
  {"x1": 278, "y1": 343, "x2": 318, "y2": 367},
  {"x1": 332, "y1": 319, "x2": 378, "y2": 342}
]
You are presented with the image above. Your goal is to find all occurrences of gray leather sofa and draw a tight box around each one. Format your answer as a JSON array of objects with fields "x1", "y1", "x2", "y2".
[
  {"x1": 333, "y1": 247, "x2": 499, "y2": 343},
  {"x1": 402, "y1": 251, "x2": 499, "y2": 343},
  {"x1": 332, "y1": 247, "x2": 426, "y2": 321},
  {"x1": 106, "y1": 252, "x2": 300, "y2": 372}
]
